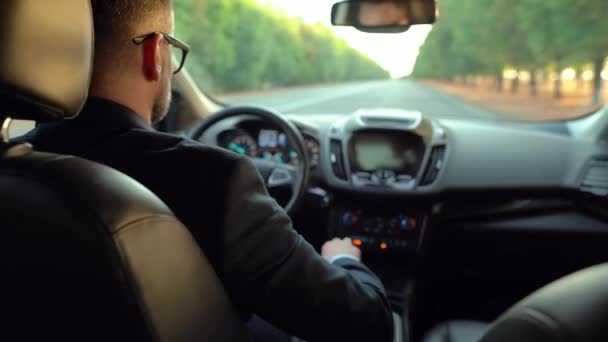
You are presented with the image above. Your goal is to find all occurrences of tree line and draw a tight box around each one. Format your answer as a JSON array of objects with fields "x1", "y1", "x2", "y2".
[
  {"x1": 174, "y1": 0, "x2": 389, "y2": 94},
  {"x1": 413, "y1": 0, "x2": 608, "y2": 105}
]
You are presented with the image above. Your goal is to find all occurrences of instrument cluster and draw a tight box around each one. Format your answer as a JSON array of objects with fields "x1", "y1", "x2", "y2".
[{"x1": 219, "y1": 128, "x2": 320, "y2": 166}]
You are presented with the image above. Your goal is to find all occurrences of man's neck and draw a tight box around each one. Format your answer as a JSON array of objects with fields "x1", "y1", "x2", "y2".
[{"x1": 89, "y1": 86, "x2": 152, "y2": 124}]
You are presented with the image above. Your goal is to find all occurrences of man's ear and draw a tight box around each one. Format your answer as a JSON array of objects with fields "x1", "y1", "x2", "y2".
[{"x1": 142, "y1": 34, "x2": 164, "y2": 81}]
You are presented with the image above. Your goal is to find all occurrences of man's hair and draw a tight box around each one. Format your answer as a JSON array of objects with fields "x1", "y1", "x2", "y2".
[{"x1": 90, "y1": 0, "x2": 172, "y2": 60}]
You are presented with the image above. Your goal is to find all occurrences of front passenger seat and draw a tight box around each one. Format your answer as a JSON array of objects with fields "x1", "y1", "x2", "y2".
[
  {"x1": 0, "y1": 1, "x2": 249, "y2": 341},
  {"x1": 425, "y1": 262, "x2": 608, "y2": 341}
]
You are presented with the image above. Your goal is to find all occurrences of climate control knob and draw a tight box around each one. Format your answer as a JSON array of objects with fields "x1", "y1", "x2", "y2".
[{"x1": 341, "y1": 211, "x2": 360, "y2": 226}]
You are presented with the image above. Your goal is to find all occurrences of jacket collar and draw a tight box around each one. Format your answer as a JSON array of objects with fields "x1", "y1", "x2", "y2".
[{"x1": 70, "y1": 97, "x2": 154, "y2": 132}]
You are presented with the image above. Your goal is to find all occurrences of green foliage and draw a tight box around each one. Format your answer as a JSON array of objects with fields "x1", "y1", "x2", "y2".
[
  {"x1": 174, "y1": 0, "x2": 389, "y2": 94},
  {"x1": 413, "y1": 0, "x2": 608, "y2": 80}
]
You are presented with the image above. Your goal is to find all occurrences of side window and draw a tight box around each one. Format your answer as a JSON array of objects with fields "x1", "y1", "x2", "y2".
[{"x1": 8, "y1": 120, "x2": 35, "y2": 139}]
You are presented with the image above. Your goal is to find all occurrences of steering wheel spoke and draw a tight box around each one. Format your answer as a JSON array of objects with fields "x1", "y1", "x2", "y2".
[
  {"x1": 251, "y1": 158, "x2": 296, "y2": 188},
  {"x1": 267, "y1": 165, "x2": 296, "y2": 189}
]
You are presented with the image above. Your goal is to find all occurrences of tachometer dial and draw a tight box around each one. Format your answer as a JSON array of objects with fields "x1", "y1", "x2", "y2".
[{"x1": 228, "y1": 134, "x2": 258, "y2": 157}]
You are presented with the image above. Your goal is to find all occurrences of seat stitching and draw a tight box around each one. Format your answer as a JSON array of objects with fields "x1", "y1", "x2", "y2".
[{"x1": 112, "y1": 214, "x2": 182, "y2": 234}]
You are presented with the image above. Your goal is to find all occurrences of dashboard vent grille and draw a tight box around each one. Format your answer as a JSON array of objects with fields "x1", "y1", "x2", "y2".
[
  {"x1": 330, "y1": 139, "x2": 347, "y2": 180},
  {"x1": 581, "y1": 159, "x2": 608, "y2": 197},
  {"x1": 420, "y1": 145, "x2": 446, "y2": 186},
  {"x1": 361, "y1": 116, "x2": 416, "y2": 126}
]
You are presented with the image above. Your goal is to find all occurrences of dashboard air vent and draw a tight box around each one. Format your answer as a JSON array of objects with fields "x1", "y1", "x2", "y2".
[
  {"x1": 330, "y1": 139, "x2": 347, "y2": 180},
  {"x1": 361, "y1": 116, "x2": 416, "y2": 126},
  {"x1": 580, "y1": 159, "x2": 608, "y2": 197},
  {"x1": 420, "y1": 145, "x2": 446, "y2": 186}
]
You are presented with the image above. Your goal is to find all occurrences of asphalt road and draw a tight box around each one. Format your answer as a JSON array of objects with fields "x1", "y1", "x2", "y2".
[{"x1": 226, "y1": 79, "x2": 498, "y2": 119}]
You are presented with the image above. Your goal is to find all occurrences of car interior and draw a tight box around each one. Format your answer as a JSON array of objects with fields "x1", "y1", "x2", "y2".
[{"x1": 3, "y1": 0, "x2": 608, "y2": 341}]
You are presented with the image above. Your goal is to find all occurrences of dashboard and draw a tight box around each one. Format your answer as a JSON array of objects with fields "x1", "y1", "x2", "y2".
[
  {"x1": 189, "y1": 106, "x2": 608, "y2": 334},
  {"x1": 217, "y1": 126, "x2": 320, "y2": 167},
  {"x1": 194, "y1": 108, "x2": 608, "y2": 258}
]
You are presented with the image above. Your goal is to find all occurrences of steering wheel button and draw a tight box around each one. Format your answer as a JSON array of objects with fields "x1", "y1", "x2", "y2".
[{"x1": 268, "y1": 168, "x2": 292, "y2": 187}]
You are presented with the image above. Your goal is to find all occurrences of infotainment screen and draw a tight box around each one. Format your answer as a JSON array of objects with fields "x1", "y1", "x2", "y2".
[{"x1": 350, "y1": 131, "x2": 425, "y2": 175}]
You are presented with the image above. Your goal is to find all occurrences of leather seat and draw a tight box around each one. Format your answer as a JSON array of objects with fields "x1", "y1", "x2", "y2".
[
  {"x1": 0, "y1": 1, "x2": 249, "y2": 341},
  {"x1": 422, "y1": 320, "x2": 490, "y2": 342},
  {"x1": 423, "y1": 262, "x2": 608, "y2": 342}
]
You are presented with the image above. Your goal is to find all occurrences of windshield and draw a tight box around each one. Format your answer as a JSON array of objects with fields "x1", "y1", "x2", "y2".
[{"x1": 175, "y1": 0, "x2": 606, "y2": 122}]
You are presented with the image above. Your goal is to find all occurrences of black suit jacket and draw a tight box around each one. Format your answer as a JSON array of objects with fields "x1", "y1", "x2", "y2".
[{"x1": 16, "y1": 98, "x2": 394, "y2": 342}]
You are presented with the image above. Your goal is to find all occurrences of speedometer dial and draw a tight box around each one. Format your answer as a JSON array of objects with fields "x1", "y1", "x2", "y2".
[{"x1": 227, "y1": 134, "x2": 258, "y2": 157}]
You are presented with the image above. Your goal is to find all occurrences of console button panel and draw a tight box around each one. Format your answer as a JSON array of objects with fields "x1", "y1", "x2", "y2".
[{"x1": 338, "y1": 209, "x2": 422, "y2": 255}]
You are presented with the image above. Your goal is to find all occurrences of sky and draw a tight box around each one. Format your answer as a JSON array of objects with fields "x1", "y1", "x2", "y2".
[{"x1": 258, "y1": 0, "x2": 432, "y2": 78}]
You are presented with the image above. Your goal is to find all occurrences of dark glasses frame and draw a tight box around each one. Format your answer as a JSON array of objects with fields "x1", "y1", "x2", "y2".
[{"x1": 133, "y1": 32, "x2": 190, "y2": 74}]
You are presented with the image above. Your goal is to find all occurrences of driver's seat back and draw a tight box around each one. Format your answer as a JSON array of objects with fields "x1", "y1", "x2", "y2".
[
  {"x1": 0, "y1": 1, "x2": 248, "y2": 341},
  {"x1": 0, "y1": 152, "x2": 248, "y2": 341}
]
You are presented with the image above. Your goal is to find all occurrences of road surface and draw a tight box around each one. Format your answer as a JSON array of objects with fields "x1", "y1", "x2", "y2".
[{"x1": 225, "y1": 79, "x2": 498, "y2": 119}]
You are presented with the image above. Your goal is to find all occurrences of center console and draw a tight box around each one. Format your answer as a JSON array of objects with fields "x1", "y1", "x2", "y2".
[
  {"x1": 317, "y1": 112, "x2": 444, "y2": 342},
  {"x1": 320, "y1": 112, "x2": 445, "y2": 258}
]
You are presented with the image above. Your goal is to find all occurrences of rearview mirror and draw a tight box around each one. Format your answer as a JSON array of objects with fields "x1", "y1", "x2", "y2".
[{"x1": 331, "y1": 0, "x2": 437, "y2": 33}]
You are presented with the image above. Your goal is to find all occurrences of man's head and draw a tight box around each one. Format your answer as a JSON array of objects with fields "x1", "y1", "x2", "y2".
[{"x1": 90, "y1": 0, "x2": 175, "y2": 123}]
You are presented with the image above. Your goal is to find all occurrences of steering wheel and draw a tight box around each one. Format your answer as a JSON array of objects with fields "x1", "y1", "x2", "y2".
[{"x1": 190, "y1": 106, "x2": 310, "y2": 216}]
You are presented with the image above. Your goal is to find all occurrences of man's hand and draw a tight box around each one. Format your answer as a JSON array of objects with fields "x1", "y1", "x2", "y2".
[{"x1": 321, "y1": 237, "x2": 362, "y2": 262}]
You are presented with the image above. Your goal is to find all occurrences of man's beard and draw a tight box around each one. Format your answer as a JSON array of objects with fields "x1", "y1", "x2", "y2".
[{"x1": 151, "y1": 85, "x2": 172, "y2": 124}]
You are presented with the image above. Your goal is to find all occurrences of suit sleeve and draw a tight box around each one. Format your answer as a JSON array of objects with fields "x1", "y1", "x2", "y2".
[{"x1": 219, "y1": 156, "x2": 394, "y2": 342}]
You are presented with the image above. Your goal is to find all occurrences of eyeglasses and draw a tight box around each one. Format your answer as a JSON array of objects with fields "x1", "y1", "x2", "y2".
[{"x1": 132, "y1": 32, "x2": 190, "y2": 75}]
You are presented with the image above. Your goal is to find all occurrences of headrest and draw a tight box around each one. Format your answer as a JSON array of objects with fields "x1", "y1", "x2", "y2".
[{"x1": 0, "y1": 1, "x2": 93, "y2": 122}]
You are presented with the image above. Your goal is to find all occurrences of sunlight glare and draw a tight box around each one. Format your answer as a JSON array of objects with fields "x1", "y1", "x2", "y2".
[{"x1": 258, "y1": 0, "x2": 432, "y2": 78}]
